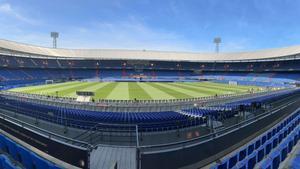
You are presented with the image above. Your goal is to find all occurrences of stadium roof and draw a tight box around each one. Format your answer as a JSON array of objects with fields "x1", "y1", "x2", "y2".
[{"x1": 0, "y1": 39, "x2": 300, "y2": 61}]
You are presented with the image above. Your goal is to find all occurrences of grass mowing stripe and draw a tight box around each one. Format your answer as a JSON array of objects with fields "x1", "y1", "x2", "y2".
[
  {"x1": 148, "y1": 83, "x2": 191, "y2": 99},
  {"x1": 186, "y1": 82, "x2": 247, "y2": 92},
  {"x1": 28, "y1": 81, "x2": 81, "y2": 92},
  {"x1": 168, "y1": 83, "x2": 227, "y2": 96},
  {"x1": 50, "y1": 82, "x2": 96, "y2": 97},
  {"x1": 138, "y1": 83, "x2": 175, "y2": 100},
  {"x1": 9, "y1": 81, "x2": 258, "y2": 100},
  {"x1": 9, "y1": 81, "x2": 80, "y2": 93},
  {"x1": 65, "y1": 82, "x2": 101, "y2": 97},
  {"x1": 159, "y1": 83, "x2": 211, "y2": 97},
  {"x1": 93, "y1": 82, "x2": 118, "y2": 100},
  {"x1": 128, "y1": 82, "x2": 152, "y2": 100},
  {"x1": 80, "y1": 82, "x2": 110, "y2": 92},
  {"x1": 155, "y1": 83, "x2": 206, "y2": 97},
  {"x1": 33, "y1": 82, "x2": 90, "y2": 95},
  {"x1": 17, "y1": 81, "x2": 85, "y2": 95},
  {"x1": 106, "y1": 82, "x2": 129, "y2": 100}
]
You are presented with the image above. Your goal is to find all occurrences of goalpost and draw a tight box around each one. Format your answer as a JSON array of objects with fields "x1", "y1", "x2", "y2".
[
  {"x1": 45, "y1": 80, "x2": 54, "y2": 84},
  {"x1": 228, "y1": 81, "x2": 238, "y2": 86}
]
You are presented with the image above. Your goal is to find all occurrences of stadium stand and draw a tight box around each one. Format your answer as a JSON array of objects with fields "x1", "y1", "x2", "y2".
[
  {"x1": 0, "y1": 95, "x2": 205, "y2": 131},
  {"x1": 0, "y1": 40, "x2": 300, "y2": 169},
  {"x1": 0, "y1": 68, "x2": 298, "y2": 90},
  {"x1": 0, "y1": 89, "x2": 296, "y2": 132},
  {"x1": 181, "y1": 89, "x2": 297, "y2": 117}
]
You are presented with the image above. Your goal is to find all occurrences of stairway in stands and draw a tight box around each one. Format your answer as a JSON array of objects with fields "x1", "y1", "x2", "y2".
[{"x1": 90, "y1": 146, "x2": 137, "y2": 169}]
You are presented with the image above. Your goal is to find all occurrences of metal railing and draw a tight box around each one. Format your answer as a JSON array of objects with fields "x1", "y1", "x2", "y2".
[
  {"x1": 0, "y1": 88, "x2": 284, "y2": 112},
  {"x1": 0, "y1": 110, "x2": 93, "y2": 150},
  {"x1": 138, "y1": 93, "x2": 300, "y2": 151}
]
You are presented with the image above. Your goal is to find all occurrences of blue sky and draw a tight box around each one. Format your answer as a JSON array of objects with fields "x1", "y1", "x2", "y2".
[{"x1": 0, "y1": 0, "x2": 300, "y2": 52}]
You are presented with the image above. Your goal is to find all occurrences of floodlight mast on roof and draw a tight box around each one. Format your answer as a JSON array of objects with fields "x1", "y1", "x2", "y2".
[
  {"x1": 213, "y1": 37, "x2": 221, "y2": 53},
  {"x1": 50, "y1": 32, "x2": 59, "y2": 48}
]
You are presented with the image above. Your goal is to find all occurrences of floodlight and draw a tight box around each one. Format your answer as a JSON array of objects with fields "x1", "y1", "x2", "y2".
[{"x1": 50, "y1": 32, "x2": 59, "y2": 48}]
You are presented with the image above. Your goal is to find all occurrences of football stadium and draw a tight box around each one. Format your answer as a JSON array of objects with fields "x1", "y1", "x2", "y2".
[{"x1": 0, "y1": 39, "x2": 299, "y2": 169}]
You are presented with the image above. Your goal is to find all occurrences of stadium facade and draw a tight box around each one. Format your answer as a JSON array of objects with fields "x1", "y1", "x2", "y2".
[{"x1": 0, "y1": 39, "x2": 299, "y2": 169}]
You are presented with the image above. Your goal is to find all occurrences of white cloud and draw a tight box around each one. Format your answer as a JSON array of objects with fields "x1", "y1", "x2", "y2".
[
  {"x1": 57, "y1": 19, "x2": 201, "y2": 52},
  {"x1": 0, "y1": 3, "x2": 10, "y2": 12},
  {"x1": 0, "y1": 2, "x2": 252, "y2": 53},
  {"x1": 0, "y1": 3, "x2": 38, "y2": 25}
]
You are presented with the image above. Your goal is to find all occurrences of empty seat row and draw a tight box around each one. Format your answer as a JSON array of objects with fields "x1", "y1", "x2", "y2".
[
  {"x1": 0, "y1": 134, "x2": 61, "y2": 169},
  {"x1": 224, "y1": 89, "x2": 296, "y2": 109},
  {"x1": 211, "y1": 110, "x2": 300, "y2": 169},
  {"x1": 258, "y1": 127, "x2": 299, "y2": 169},
  {"x1": 182, "y1": 90, "x2": 296, "y2": 120},
  {"x1": 0, "y1": 96, "x2": 205, "y2": 132}
]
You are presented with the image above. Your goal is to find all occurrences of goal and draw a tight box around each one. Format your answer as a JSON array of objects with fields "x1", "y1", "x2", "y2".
[{"x1": 45, "y1": 80, "x2": 54, "y2": 84}]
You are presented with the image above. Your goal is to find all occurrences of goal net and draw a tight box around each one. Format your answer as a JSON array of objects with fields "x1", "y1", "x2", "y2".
[{"x1": 45, "y1": 80, "x2": 54, "y2": 84}]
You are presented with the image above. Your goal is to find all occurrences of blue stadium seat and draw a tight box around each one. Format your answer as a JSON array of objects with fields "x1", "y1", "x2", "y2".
[
  {"x1": 238, "y1": 148, "x2": 247, "y2": 161},
  {"x1": 247, "y1": 143, "x2": 255, "y2": 155},
  {"x1": 228, "y1": 154, "x2": 238, "y2": 168},
  {"x1": 5, "y1": 138, "x2": 18, "y2": 160},
  {"x1": 270, "y1": 150, "x2": 281, "y2": 169},
  {"x1": 267, "y1": 131, "x2": 272, "y2": 140},
  {"x1": 246, "y1": 152, "x2": 256, "y2": 169},
  {"x1": 0, "y1": 134, "x2": 6, "y2": 151},
  {"x1": 261, "y1": 135, "x2": 267, "y2": 145},
  {"x1": 265, "y1": 140, "x2": 273, "y2": 155},
  {"x1": 287, "y1": 136, "x2": 294, "y2": 153},
  {"x1": 16, "y1": 144, "x2": 33, "y2": 169},
  {"x1": 272, "y1": 135, "x2": 279, "y2": 148},
  {"x1": 278, "y1": 131, "x2": 284, "y2": 143},
  {"x1": 0, "y1": 134, "x2": 62, "y2": 169},
  {"x1": 257, "y1": 146, "x2": 265, "y2": 163},
  {"x1": 278, "y1": 142, "x2": 288, "y2": 162},
  {"x1": 255, "y1": 139, "x2": 261, "y2": 149},
  {"x1": 0, "y1": 155, "x2": 4, "y2": 169}
]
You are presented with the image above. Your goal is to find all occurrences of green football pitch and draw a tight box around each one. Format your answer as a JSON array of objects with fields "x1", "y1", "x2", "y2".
[{"x1": 8, "y1": 81, "x2": 260, "y2": 100}]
